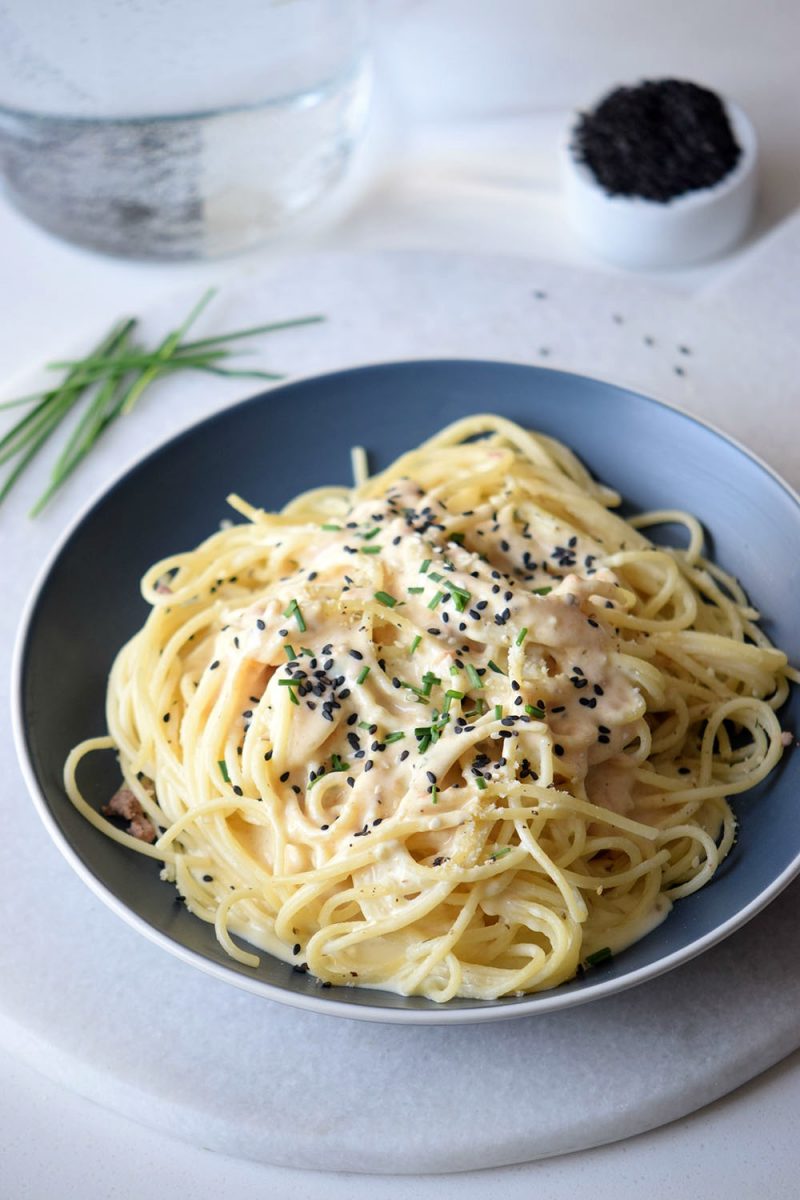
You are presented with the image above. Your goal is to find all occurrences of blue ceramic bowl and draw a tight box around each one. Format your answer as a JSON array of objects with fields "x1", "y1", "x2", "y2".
[{"x1": 13, "y1": 361, "x2": 800, "y2": 1022}]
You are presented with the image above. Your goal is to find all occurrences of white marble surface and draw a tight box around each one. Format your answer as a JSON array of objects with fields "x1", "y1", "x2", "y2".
[
  {"x1": 3, "y1": 1, "x2": 800, "y2": 1194},
  {"x1": 3, "y1": 247, "x2": 800, "y2": 1176}
]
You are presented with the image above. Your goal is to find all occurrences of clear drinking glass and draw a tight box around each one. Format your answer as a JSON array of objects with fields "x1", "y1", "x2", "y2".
[{"x1": 0, "y1": 0, "x2": 371, "y2": 259}]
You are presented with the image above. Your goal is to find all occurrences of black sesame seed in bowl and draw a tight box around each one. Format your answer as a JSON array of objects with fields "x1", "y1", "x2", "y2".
[
  {"x1": 560, "y1": 78, "x2": 758, "y2": 269},
  {"x1": 572, "y1": 79, "x2": 742, "y2": 203}
]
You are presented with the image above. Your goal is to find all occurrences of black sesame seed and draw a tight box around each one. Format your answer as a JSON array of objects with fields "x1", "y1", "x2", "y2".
[{"x1": 280, "y1": 772, "x2": 290, "y2": 782}]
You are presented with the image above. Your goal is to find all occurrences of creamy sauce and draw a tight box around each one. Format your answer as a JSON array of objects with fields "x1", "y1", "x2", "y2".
[{"x1": 210, "y1": 480, "x2": 646, "y2": 876}]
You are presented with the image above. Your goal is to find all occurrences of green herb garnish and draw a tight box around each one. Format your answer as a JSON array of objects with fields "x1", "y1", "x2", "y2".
[
  {"x1": 357, "y1": 665, "x2": 371, "y2": 685},
  {"x1": 516, "y1": 627, "x2": 528, "y2": 647},
  {"x1": 283, "y1": 598, "x2": 306, "y2": 632},
  {"x1": 584, "y1": 946, "x2": 613, "y2": 967},
  {"x1": 218, "y1": 759, "x2": 230, "y2": 783},
  {"x1": 466, "y1": 663, "x2": 484, "y2": 690},
  {"x1": 374, "y1": 591, "x2": 397, "y2": 608},
  {"x1": 1, "y1": 288, "x2": 323, "y2": 515}
]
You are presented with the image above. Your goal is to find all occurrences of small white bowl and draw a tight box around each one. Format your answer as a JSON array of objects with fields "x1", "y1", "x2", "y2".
[{"x1": 560, "y1": 97, "x2": 758, "y2": 269}]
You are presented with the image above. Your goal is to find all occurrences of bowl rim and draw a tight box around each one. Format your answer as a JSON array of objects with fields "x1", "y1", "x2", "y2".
[{"x1": 11, "y1": 357, "x2": 800, "y2": 1025}]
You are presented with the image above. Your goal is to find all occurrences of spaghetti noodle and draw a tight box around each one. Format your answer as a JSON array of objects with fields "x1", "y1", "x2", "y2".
[{"x1": 64, "y1": 415, "x2": 796, "y2": 1000}]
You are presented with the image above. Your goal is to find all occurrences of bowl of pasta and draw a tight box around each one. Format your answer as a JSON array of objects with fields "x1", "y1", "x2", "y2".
[{"x1": 13, "y1": 360, "x2": 800, "y2": 1021}]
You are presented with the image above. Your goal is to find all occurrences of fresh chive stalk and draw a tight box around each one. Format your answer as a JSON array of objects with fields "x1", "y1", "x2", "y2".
[{"x1": 0, "y1": 290, "x2": 324, "y2": 515}]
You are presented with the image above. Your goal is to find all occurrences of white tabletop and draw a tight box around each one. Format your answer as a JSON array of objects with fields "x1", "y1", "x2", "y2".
[{"x1": 3, "y1": 2, "x2": 800, "y2": 1195}]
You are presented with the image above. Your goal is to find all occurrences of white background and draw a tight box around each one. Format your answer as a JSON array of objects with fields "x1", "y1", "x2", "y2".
[{"x1": 2, "y1": 1, "x2": 800, "y2": 1195}]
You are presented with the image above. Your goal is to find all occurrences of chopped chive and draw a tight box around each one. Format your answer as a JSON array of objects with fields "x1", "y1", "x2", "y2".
[
  {"x1": 307, "y1": 767, "x2": 326, "y2": 789},
  {"x1": 357, "y1": 665, "x2": 371, "y2": 685},
  {"x1": 374, "y1": 590, "x2": 397, "y2": 608},
  {"x1": 466, "y1": 663, "x2": 484, "y2": 690},
  {"x1": 487, "y1": 659, "x2": 505, "y2": 675},
  {"x1": 401, "y1": 680, "x2": 430, "y2": 700},
  {"x1": 475, "y1": 776, "x2": 487, "y2": 791},
  {"x1": 431, "y1": 786, "x2": 438, "y2": 804},
  {"x1": 385, "y1": 731, "x2": 405, "y2": 744},
  {"x1": 428, "y1": 571, "x2": 443, "y2": 583},
  {"x1": 218, "y1": 759, "x2": 230, "y2": 783},
  {"x1": 494, "y1": 705, "x2": 503, "y2": 720},
  {"x1": 427, "y1": 590, "x2": 444, "y2": 610},
  {"x1": 445, "y1": 688, "x2": 465, "y2": 700},
  {"x1": 321, "y1": 523, "x2": 341, "y2": 531},
  {"x1": 532, "y1": 586, "x2": 552, "y2": 596},
  {"x1": 420, "y1": 559, "x2": 431, "y2": 574},
  {"x1": 358, "y1": 720, "x2": 373, "y2": 731},
  {"x1": 283, "y1": 598, "x2": 307, "y2": 632},
  {"x1": 525, "y1": 704, "x2": 545, "y2": 718},
  {"x1": 442, "y1": 694, "x2": 453, "y2": 714},
  {"x1": 516, "y1": 627, "x2": 528, "y2": 647},
  {"x1": 449, "y1": 664, "x2": 460, "y2": 676},
  {"x1": 278, "y1": 678, "x2": 300, "y2": 686},
  {"x1": 331, "y1": 754, "x2": 349, "y2": 771},
  {"x1": 409, "y1": 635, "x2": 422, "y2": 656},
  {"x1": 360, "y1": 545, "x2": 382, "y2": 554},
  {"x1": 407, "y1": 586, "x2": 424, "y2": 594},
  {"x1": 362, "y1": 527, "x2": 380, "y2": 540},
  {"x1": 490, "y1": 846, "x2": 512, "y2": 860},
  {"x1": 585, "y1": 946, "x2": 613, "y2": 967},
  {"x1": 300, "y1": 646, "x2": 314, "y2": 656},
  {"x1": 283, "y1": 644, "x2": 297, "y2": 660},
  {"x1": 286, "y1": 688, "x2": 299, "y2": 706}
]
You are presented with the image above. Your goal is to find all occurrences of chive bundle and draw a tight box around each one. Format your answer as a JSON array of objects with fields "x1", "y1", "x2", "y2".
[{"x1": 0, "y1": 288, "x2": 324, "y2": 515}]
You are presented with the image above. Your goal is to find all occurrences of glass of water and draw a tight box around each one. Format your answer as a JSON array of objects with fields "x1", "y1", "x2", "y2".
[{"x1": 0, "y1": 0, "x2": 371, "y2": 259}]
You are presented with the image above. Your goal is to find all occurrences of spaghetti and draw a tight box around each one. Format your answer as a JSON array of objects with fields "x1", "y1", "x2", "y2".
[{"x1": 64, "y1": 415, "x2": 796, "y2": 1001}]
